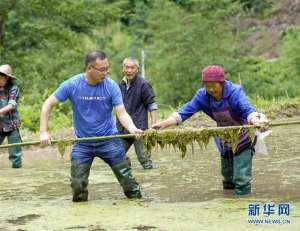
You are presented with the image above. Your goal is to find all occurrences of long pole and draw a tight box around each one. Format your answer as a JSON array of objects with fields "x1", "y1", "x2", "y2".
[
  {"x1": 0, "y1": 120, "x2": 299, "y2": 149},
  {"x1": 0, "y1": 134, "x2": 135, "y2": 149}
]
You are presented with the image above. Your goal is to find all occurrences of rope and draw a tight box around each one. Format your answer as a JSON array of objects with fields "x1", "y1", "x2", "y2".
[{"x1": 0, "y1": 120, "x2": 299, "y2": 149}]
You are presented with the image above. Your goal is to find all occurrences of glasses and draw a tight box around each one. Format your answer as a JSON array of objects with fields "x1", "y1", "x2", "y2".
[{"x1": 91, "y1": 65, "x2": 109, "y2": 73}]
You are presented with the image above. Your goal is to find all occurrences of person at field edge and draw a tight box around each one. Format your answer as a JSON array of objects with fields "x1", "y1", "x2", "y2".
[
  {"x1": 152, "y1": 65, "x2": 269, "y2": 196},
  {"x1": 0, "y1": 64, "x2": 23, "y2": 168},
  {"x1": 117, "y1": 57, "x2": 158, "y2": 169},
  {"x1": 40, "y1": 51, "x2": 143, "y2": 202}
]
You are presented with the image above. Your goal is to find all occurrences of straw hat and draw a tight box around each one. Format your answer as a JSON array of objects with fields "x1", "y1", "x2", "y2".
[{"x1": 0, "y1": 64, "x2": 18, "y2": 80}]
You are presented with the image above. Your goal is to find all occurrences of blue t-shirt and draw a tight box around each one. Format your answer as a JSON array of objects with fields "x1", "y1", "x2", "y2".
[
  {"x1": 177, "y1": 80, "x2": 256, "y2": 121},
  {"x1": 54, "y1": 74, "x2": 123, "y2": 138}
]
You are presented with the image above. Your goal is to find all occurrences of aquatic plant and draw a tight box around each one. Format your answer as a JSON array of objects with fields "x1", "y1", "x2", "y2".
[
  {"x1": 57, "y1": 140, "x2": 72, "y2": 158},
  {"x1": 144, "y1": 127, "x2": 256, "y2": 158},
  {"x1": 1, "y1": 121, "x2": 299, "y2": 157}
]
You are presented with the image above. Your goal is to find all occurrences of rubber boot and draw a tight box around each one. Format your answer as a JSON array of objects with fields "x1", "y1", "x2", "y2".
[
  {"x1": 233, "y1": 148, "x2": 253, "y2": 196},
  {"x1": 125, "y1": 156, "x2": 132, "y2": 168},
  {"x1": 134, "y1": 140, "x2": 153, "y2": 169},
  {"x1": 7, "y1": 130, "x2": 23, "y2": 168},
  {"x1": 221, "y1": 157, "x2": 235, "y2": 190},
  {"x1": 141, "y1": 160, "x2": 153, "y2": 169},
  {"x1": 70, "y1": 162, "x2": 91, "y2": 202},
  {"x1": 111, "y1": 160, "x2": 142, "y2": 199}
]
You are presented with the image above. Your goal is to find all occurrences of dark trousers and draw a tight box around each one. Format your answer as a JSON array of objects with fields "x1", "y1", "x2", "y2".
[
  {"x1": 221, "y1": 148, "x2": 252, "y2": 196},
  {"x1": 70, "y1": 138, "x2": 141, "y2": 201},
  {"x1": 0, "y1": 129, "x2": 22, "y2": 168},
  {"x1": 122, "y1": 138, "x2": 152, "y2": 168}
]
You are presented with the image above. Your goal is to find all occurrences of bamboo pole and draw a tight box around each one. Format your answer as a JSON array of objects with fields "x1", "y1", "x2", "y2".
[
  {"x1": 0, "y1": 120, "x2": 299, "y2": 149},
  {"x1": 203, "y1": 120, "x2": 300, "y2": 130},
  {"x1": 0, "y1": 134, "x2": 135, "y2": 149}
]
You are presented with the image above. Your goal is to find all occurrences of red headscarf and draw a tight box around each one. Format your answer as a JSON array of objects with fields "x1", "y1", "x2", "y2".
[{"x1": 201, "y1": 65, "x2": 225, "y2": 82}]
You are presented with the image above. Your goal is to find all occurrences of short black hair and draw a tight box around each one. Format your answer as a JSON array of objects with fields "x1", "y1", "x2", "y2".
[{"x1": 85, "y1": 51, "x2": 106, "y2": 68}]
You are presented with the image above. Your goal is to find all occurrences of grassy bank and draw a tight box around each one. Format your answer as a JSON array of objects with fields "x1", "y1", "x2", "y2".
[{"x1": 158, "y1": 96, "x2": 300, "y2": 120}]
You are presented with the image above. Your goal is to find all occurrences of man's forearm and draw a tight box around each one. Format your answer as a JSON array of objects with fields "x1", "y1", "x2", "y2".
[
  {"x1": 118, "y1": 112, "x2": 136, "y2": 133},
  {"x1": 40, "y1": 102, "x2": 52, "y2": 132},
  {"x1": 149, "y1": 110, "x2": 157, "y2": 125}
]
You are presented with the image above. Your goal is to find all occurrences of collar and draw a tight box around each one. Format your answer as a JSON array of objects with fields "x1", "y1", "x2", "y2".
[
  {"x1": 122, "y1": 75, "x2": 138, "y2": 89},
  {"x1": 122, "y1": 77, "x2": 130, "y2": 90}
]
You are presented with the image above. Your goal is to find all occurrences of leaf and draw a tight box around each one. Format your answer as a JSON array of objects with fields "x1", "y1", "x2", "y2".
[{"x1": 57, "y1": 140, "x2": 71, "y2": 158}]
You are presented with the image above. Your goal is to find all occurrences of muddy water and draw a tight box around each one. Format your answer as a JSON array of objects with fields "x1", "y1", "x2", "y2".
[{"x1": 0, "y1": 123, "x2": 299, "y2": 231}]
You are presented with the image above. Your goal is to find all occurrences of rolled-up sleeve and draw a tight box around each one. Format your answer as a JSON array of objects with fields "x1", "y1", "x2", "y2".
[
  {"x1": 147, "y1": 102, "x2": 158, "y2": 111},
  {"x1": 8, "y1": 86, "x2": 20, "y2": 109},
  {"x1": 142, "y1": 82, "x2": 156, "y2": 109}
]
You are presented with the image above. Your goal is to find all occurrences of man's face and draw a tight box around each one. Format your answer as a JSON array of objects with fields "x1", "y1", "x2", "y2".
[
  {"x1": 122, "y1": 60, "x2": 139, "y2": 81},
  {"x1": 203, "y1": 81, "x2": 223, "y2": 100},
  {"x1": 0, "y1": 75, "x2": 9, "y2": 87},
  {"x1": 87, "y1": 58, "x2": 109, "y2": 83}
]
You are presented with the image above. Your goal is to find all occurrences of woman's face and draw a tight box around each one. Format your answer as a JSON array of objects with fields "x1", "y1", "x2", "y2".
[
  {"x1": 203, "y1": 81, "x2": 223, "y2": 100},
  {"x1": 0, "y1": 75, "x2": 9, "y2": 87}
]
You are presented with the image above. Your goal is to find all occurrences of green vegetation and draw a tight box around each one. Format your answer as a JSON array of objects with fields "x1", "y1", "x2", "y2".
[
  {"x1": 144, "y1": 127, "x2": 255, "y2": 157},
  {"x1": 0, "y1": 0, "x2": 299, "y2": 132}
]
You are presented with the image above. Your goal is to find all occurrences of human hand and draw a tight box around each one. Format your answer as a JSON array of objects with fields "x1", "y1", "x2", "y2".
[
  {"x1": 152, "y1": 120, "x2": 174, "y2": 130},
  {"x1": 129, "y1": 127, "x2": 144, "y2": 139},
  {"x1": 250, "y1": 113, "x2": 269, "y2": 132},
  {"x1": 40, "y1": 131, "x2": 51, "y2": 147},
  {"x1": 152, "y1": 121, "x2": 164, "y2": 130}
]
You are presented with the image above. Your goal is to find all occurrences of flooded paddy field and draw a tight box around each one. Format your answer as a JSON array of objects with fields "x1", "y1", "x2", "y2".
[{"x1": 0, "y1": 123, "x2": 299, "y2": 231}]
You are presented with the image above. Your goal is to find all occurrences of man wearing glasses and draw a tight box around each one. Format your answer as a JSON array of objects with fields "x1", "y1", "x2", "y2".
[{"x1": 40, "y1": 51, "x2": 143, "y2": 202}]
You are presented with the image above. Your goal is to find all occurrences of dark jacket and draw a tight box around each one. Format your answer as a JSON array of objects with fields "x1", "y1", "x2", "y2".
[{"x1": 117, "y1": 75, "x2": 157, "y2": 133}]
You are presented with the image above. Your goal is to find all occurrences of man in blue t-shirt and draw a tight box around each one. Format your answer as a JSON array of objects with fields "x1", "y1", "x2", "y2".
[{"x1": 40, "y1": 51, "x2": 143, "y2": 202}]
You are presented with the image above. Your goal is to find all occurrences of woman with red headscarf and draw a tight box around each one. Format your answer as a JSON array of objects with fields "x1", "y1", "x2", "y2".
[{"x1": 152, "y1": 65, "x2": 268, "y2": 196}]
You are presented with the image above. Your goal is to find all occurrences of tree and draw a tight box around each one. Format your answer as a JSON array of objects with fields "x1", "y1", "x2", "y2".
[
  {"x1": 145, "y1": 0, "x2": 240, "y2": 104},
  {"x1": 0, "y1": 0, "x2": 17, "y2": 48}
]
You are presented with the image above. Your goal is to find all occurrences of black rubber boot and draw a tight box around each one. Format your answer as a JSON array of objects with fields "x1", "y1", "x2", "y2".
[
  {"x1": 221, "y1": 157, "x2": 235, "y2": 190},
  {"x1": 111, "y1": 160, "x2": 142, "y2": 199},
  {"x1": 11, "y1": 158, "x2": 22, "y2": 168},
  {"x1": 233, "y1": 148, "x2": 253, "y2": 196},
  {"x1": 141, "y1": 160, "x2": 153, "y2": 169},
  {"x1": 70, "y1": 162, "x2": 92, "y2": 202}
]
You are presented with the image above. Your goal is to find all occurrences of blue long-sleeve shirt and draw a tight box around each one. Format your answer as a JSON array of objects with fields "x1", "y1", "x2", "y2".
[{"x1": 177, "y1": 81, "x2": 256, "y2": 122}]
